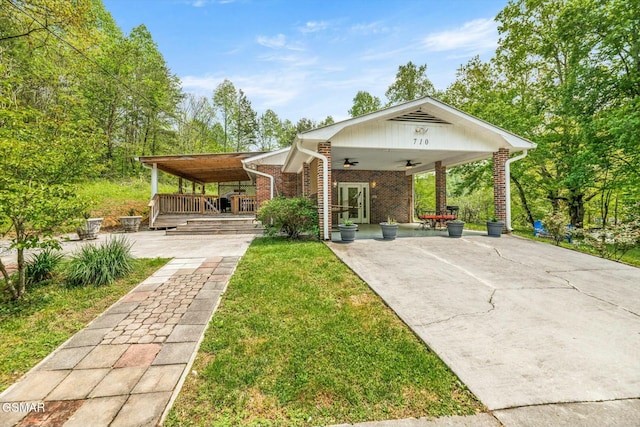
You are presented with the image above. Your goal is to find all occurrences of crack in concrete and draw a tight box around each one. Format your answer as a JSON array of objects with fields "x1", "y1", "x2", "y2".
[
  {"x1": 546, "y1": 270, "x2": 640, "y2": 319},
  {"x1": 492, "y1": 396, "x2": 640, "y2": 412},
  {"x1": 419, "y1": 289, "x2": 497, "y2": 327}
]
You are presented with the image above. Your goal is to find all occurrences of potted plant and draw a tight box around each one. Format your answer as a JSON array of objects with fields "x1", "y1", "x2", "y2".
[
  {"x1": 380, "y1": 216, "x2": 399, "y2": 240},
  {"x1": 77, "y1": 212, "x2": 103, "y2": 240},
  {"x1": 338, "y1": 219, "x2": 358, "y2": 242},
  {"x1": 446, "y1": 219, "x2": 465, "y2": 238},
  {"x1": 120, "y1": 208, "x2": 143, "y2": 233},
  {"x1": 486, "y1": 216, "x2": 504, "y2": 237}
]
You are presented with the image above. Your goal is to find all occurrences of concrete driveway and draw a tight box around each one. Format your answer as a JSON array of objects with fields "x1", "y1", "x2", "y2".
[{"x1": 328, "y1": 235, "x2": 640, "y2": 426}]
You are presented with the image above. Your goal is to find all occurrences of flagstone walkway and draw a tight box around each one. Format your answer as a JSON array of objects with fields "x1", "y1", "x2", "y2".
[{"x1": 0, "y1": 256, "x2": 238, "y2": 427}]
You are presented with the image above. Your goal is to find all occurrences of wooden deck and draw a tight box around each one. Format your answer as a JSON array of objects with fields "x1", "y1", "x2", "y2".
[{"x1": 148, "y1": 193, "x2": 257, "y2": 229}]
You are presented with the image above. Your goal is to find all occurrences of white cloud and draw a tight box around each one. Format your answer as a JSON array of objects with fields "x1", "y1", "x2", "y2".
[
  {"x1": 256, "y1": 34, "x2": 305, "y2": 51},
  {"x1": 423, "y1": 18, "x2": 498, "y2": 53},
  {"x1": 350, "y1": 21, "x2": 390, "y2": 35},
  {"x1": 299, "y1": 21, "x2": 330, "y2": 33},
  {"x1": 257, "y1": 34, "x2": 287, "y2": 49}
]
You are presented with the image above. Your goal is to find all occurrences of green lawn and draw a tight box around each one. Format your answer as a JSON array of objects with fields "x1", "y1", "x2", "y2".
[
  {"x1": 166, "y1": 238, "x2": 483, "y2": 427},
  {"x1": 511, "y1": 228, "x2": 640, "y2": 268},
  {"x1": 75, "y1": 178, "x2": 175, "y2": 229},
  {"x1": 0, "y1": 258, "x2": 168, "y2": 392}
]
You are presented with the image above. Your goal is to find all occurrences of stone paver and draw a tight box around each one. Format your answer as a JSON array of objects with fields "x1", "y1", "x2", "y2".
[
  {"x1": 62, "y1": 396, "x2": 128, "y2": 427},
  {"x1": 109, "y1": 392, "x2": 172, "y2": 427},
  {"x1": 0, "y1": 251, "x2": 244, "y2": 427}
]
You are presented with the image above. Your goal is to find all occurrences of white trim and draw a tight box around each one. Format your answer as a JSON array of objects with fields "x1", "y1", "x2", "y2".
[
  {"x1": 241, "y1": 160, "x2": 274, "y2": 200},
  {"x1": 337, "y1": 182, "x2": 370, "y2": 224},
  {"x1": 151, "y1": 163, "x2": 158, "y2": 198},
  {"x1": 244, "y1": 147, "x2": 290, "y2": 164}
]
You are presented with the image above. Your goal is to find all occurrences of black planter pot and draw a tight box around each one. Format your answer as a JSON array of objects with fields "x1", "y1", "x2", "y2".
[
  {"x1": 338, "y1": 224, "x2": 358, "y2": 242},
  {"x1": 446, "y1": 221, "x2": 465, "y2": 238},
  {"x1": 486, "y1": 221, "x2": 504, "y2": 237},
  {"x1": 380, "y1": 222, "x2": 399, "y2": 240}
]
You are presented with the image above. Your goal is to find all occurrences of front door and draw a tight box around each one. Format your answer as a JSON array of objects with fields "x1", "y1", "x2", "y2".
[{"x1": 338, "y1": 183, "x2": 370, "y2": 224}]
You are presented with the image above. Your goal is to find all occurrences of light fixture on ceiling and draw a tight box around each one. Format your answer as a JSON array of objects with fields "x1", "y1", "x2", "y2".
[
  {"x1": 343, "y1": 158, "x2": 359, "y2": 168},
  {"x1": 405, "y1": 160, "x2": 422, "y2": 169}
]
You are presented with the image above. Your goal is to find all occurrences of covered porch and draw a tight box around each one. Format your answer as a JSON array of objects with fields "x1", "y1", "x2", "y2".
[
  {"x1": 136, "y1": 152, "x2": 263, "y2": 229},
  {"x1": 283, "y1": 97, "x2": 537, "y2": 240}
]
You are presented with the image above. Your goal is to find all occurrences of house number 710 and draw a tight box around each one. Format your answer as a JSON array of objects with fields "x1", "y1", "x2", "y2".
[{"x1": 414, "y1": 138, "x2": 429, "y2": 145}]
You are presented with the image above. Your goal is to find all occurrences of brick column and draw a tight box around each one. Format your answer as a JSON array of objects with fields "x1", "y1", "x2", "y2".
[
  {"x1": 493, "y1": 148, "x2": 509, "y2": 225},
  {"x1": 317, "y1": 142, "x2": 332, "y2": 239},
  {"x1": 435, "y1": 161, "x2": 447, "y2": 214}
]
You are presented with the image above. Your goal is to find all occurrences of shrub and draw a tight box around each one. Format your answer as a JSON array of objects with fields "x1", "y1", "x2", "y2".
[
  {"x1": 574, "y1": 221, "x2": 640, "y2": 260},
  {"x1": 66, "y1": 236, "x2": 134, "y2": 287},
  {"x1": 25, "y1": 247, "x2": 64, "y2": 285},
  {"x1": 256, "y1": 196, "x2": 318, "y2": 239},
  {"x1": 543, "y1": 212, "x2": 570, "y2": 246}
]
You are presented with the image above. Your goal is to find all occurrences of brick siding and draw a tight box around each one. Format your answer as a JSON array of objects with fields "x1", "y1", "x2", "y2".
[
  {"x1": 493, "y1": 148, "x2": 509, "y2": 227},
  {"x1": 332, "y1": 169, "x2": 412, "y2": 224}
]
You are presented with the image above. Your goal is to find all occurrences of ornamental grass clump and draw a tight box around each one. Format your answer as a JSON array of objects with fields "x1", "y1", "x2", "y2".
[
  {"x1": 25, "y1": 247, "x2": 64, "y2": 286},
  {"x1": 66, "y1": 236, "x2": 133, "y2": 287}
]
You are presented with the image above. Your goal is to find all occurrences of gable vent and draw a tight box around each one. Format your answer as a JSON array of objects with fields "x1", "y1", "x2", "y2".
[{"x1": 388, "y1": 109, "x2": 450, "y2": 124}]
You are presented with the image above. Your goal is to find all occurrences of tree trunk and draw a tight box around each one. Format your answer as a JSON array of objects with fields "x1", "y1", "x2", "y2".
[
  {"x1": 511, "y1": 175, "x2": 535, "y2": 227},
  {"x1": 568, "y1": 190, "x2": 585, "y2": 228},
  {"x1": 0, "y1": 259, "x2": 17, "y2": 300}
]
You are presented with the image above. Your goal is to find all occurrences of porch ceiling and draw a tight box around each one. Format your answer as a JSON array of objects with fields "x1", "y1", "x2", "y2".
[
  {"x1": 136, "y1": 152, "x2": 264, "y2": 184},
  {"x1": 332, "y1": 147, "x2": 492, "y2": 174}
]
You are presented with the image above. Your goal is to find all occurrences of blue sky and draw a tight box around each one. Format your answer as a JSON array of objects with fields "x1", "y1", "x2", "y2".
[{"x1": 103, "y1": 0, "x2": 509, "y2": 122}]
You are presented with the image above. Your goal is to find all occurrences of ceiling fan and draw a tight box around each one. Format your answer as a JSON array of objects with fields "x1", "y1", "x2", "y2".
[
  {"x1": 343, "y1": 158, "x2": 359, "y2": 168},
  {"x1": 400, "y1": 160, "x2": 422, "y2": 169}
]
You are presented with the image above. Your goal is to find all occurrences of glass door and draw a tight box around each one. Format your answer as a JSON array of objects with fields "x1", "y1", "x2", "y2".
[{"x1": 338, "y1": 183, "x2": 370, "y2": 224}]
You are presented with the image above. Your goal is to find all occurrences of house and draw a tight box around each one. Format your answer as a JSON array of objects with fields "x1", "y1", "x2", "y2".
[{"x1": 137, "y1": 97, "x2": 536, "y2": 239}]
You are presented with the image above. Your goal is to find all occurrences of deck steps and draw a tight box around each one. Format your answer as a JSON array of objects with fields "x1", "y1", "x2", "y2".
[{"x1": 164, "y1": 217, "x2": 264, "y2": 235}]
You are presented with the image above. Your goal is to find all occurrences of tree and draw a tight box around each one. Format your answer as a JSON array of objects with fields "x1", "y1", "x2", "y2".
[
  {"x1": 0, "y1": 0, "x2": 110, "y2": 299},
  {"x1": 256, "y1": 109, "x2": 283, "y2": 151},
  {"x1": 0, "y1": 105, "x2": 99, "y2": 300},
  {"x1": 236, "y1": 89, "x2": 257, "y2": 151},
  {"x1": 348, "y1": 90, "x2": 382, "y2": 117},
  {"x1": 495, "y1": 0, "x2": 629, "y2": 227},
  {"x1": 385, "y1": 61, "x2": 436, "y2": 105},
  {"x1": 176, "y1": 94, "x2": 220, "y2": 153},
  {"x1": 212, "y1": 79, "x2": 238, "y2": 151}
]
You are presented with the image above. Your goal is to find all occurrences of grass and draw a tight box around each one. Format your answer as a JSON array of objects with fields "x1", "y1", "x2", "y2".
[
  {"x1": 166, "y1": 238, "x2": 483, "y2": 427},
  {"x1": 75, "y1": 177, "x2": 175, "y2": 229},
  {"x1": 512, "y1": 227, "x2": 640, "y2": 268},
  {"x1": 0, "y1": 257, "x2": 168, "y2": 392}
]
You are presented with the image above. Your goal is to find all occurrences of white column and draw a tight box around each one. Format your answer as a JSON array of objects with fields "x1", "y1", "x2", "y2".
[{"x1": 151, "y1": 163, "x2": 158, "y2": 197}]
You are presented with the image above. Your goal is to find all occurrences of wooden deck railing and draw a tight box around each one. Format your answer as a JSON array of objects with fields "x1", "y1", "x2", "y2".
[
  {"x1": 229, "y1": 195, "x2": 257, "y2": 214},
  {"x1": 149, "y1": 194, "x2": 257, "y2": 227}
]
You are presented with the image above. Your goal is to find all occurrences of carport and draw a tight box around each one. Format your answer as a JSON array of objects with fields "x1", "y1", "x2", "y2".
[{"x1": 282, "y1": 97, "x2": 537, "y2": 239}]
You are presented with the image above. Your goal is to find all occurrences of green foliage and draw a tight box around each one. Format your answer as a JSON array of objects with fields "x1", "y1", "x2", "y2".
[
  {"x1": 66, "y1": 237, "x2": 134, "y2": 287},
  {"x1": 348, "y1": 90, "x2": 382, "y2": 117},
  {"x1": 543, "y1": 212, "x2": 571, "y2": 246},
  {"x1": 574, "y1": 222, "x2": 640, "y2": 261},
  {"x1": 385, "y1": 61, "x2": 436, "y2": 105},
  {"x1": 256, "y1": 197, "x2": 319, "y2": 239},
  {"x1": 25, "y1": 248, "x2": 64, "y2": 286}
]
